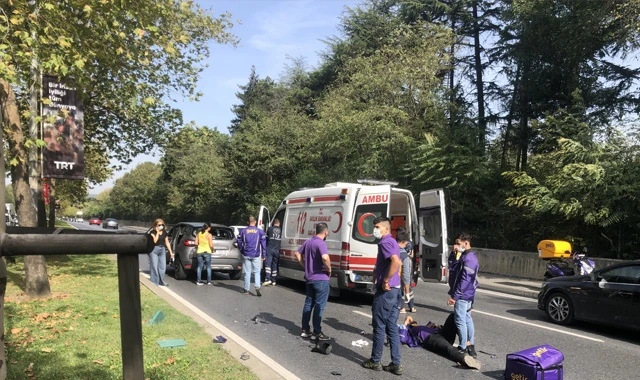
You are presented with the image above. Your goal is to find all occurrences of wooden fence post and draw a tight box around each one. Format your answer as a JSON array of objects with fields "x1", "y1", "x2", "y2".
[{"x1": 117, "y1": 253, "x2": 144, "y2": 380}]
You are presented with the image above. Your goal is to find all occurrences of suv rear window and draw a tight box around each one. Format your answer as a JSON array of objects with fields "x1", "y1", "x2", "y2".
[{"x1": 190, "y1": 226, "x2": 234, "y2": 240}]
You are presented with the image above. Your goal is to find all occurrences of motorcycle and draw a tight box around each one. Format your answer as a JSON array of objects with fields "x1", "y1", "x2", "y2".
[{"x1": 543, "y1": 250, "x2": 595, "y2": 280}]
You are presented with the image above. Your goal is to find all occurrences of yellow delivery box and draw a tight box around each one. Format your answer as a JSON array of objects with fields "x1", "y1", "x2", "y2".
[{"x1": 537, "y1": 240, "x2": 572, "y2": 259}]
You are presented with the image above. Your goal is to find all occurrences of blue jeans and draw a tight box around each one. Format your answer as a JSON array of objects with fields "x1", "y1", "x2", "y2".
[
  {"x1": 197, "y1": 253, "x2": 212, "y2": 282},
  {"x1": 243, "y1": 256, "x2": 262, "y2": 291},
  {"x1": 301, "y1": 280, "x2": 330, "y2": 335},
  {"x1": 454, "y1": 299, "x2": 475, "y2": 349},
  {"x1": 371, "y1": 288, "x2": 401, "y2": 365},
  {"x1": 264, "y1": 249, "x2": 279, "y2": 283},
  {"x1": 148, "y1": 246, "x2": 167, "y2": 286}
]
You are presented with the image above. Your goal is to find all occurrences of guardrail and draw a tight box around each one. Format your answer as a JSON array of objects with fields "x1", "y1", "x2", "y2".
[{"x1": 0, "y1": 227, "x2": 152, "y2": 380}]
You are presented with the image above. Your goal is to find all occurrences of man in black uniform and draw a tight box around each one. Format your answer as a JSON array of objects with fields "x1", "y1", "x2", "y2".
[{"x1": 263, "y1": 218, "x2": 282, "y2": 286}]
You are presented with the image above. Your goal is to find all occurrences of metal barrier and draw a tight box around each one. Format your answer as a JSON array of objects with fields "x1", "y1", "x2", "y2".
[{"x1": 0, "y1": 227, "x2": 152, "y2": 380}]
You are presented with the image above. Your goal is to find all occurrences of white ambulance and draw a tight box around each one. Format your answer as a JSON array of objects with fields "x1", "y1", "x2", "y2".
[{"x1": 255, "y1": 180, "x2": 448, "y2": 296}]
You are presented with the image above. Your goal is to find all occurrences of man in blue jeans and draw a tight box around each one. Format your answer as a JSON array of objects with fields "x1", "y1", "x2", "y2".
[
  {"x1": 237, "y1": 216, "x2": 267, "y2": 297},
  {"x1": 362, "y1": 216, "x2": 403, "y2": 376},
  {"x1": 295, "y1": 222, "x2": 331, "y2": 341},
  {"x1": 447, "y1": 232, "x2": 479, "y2": 358}
]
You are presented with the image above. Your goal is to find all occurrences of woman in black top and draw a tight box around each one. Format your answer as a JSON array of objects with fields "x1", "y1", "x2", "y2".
[{"x1": 149, "y1": 218, "x2": 174, "y2": 286}]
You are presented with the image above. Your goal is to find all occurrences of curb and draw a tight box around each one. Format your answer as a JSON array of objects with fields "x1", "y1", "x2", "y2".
[
  {"x1": 480, "y1": 283, "x2": 539, "y2": 299},
  {"x1": 139, "y1": 273, "x2": 297, "y2": 380}
]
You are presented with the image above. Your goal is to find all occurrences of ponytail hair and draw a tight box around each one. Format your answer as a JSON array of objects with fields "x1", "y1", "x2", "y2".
[{"x1": 200, "y1": 222, "x2": 210, "y2": 235}]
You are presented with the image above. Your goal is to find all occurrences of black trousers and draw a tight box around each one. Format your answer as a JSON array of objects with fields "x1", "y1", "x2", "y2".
[{"x1": 422, "y1": 313, "x2": 465, "y2": 363}]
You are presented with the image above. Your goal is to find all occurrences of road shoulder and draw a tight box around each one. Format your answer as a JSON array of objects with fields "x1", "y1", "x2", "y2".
[{"x1": 139, "y1": 273, "x2": 298, "y2": 380}]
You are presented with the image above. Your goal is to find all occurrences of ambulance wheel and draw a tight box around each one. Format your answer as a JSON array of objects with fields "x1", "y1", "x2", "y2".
[{"x1": 545, "y1": 292, "x2": 574, "y2": 325}]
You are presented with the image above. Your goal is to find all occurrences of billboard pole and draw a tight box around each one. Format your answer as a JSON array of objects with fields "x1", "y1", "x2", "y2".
[{"x1": 28, "y1": 0, "x2": 45, "y2": 227}]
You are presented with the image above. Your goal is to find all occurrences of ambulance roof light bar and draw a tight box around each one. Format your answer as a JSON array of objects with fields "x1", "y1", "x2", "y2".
[{"x1": 357, "y1": 179, "x2": 399, "y2": 186}]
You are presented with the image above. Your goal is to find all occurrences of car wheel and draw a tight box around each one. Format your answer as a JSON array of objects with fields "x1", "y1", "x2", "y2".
[
  {"x1": 228, "y1": 270, "x2": 242, "y2": 280},
  {"x1": 545, "y1": 292, "x2": 574, "y2": 325},
  {"x1": 173, "y1": 257, "x2": 188, "y2": 280}
]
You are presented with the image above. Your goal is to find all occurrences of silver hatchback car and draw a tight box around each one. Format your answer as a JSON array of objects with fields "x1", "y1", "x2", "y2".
[
  {"x1": 167, "y1": 222, "x2": 243, "y2": 280},
  {"x1": 102, "y1": 218, "x2": 119, "y2": 229}
]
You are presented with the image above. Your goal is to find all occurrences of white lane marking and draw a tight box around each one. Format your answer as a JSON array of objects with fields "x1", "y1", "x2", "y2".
[
  {"x1": 471, "y1": 309, "x2": 605, "y2": 343},
  {"x1": 351, "y1": 294, "x2": 604, "y2": 343},
  {"x1": 476, "y1": 288, "x2": 538, "y2": 303},
  {"x1": 353, "y1": 310, "x2": 372, "y2": 318},
  {"x1": 139, "y1": 273, "x2": 300, "y2": 380},
  {"x1": 438, "y1": 283, "x2": 538, "y2": 303}
]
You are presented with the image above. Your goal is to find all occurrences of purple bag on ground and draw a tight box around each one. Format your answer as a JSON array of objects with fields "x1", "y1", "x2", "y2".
[{"x1": 505, "y1": 345, "x2": 564, "y2": 380}]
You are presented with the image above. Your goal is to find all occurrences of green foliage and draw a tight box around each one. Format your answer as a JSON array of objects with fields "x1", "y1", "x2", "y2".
[
  {"x1": 106, "y1": 162, "x2": 163, "y2": 221},
  {"x1": 99, "y1": 0, "x2": 640, "y2": 259}
]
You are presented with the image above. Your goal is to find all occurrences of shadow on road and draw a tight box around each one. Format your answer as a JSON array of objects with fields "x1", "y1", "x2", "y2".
[
  {"x1": 481, "y1": 369, "x2": 505, "y2": 379},
  {"x1": 261, "y1": 312, "x2": 370, "y2": 366},
  {"x1": 506, "y1": 308, "x2": 640, "y2": 344}
]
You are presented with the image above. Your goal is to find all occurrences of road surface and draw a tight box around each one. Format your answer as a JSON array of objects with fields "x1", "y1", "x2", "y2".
[{"x1": 69, "y1": 220, "x2": 640, "y2": 380}]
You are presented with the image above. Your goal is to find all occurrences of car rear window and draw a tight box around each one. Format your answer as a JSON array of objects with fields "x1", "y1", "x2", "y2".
[{"x1": 190, "y1": 226, "x2": 234, "y2": 240}]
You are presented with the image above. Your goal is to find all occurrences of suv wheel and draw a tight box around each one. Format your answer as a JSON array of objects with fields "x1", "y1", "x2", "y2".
[
  {"x1": 173, "y1": 257, "x2": 188, "y2": 280},
  {"x1": 545, "y1": 292, "x2": 574, "y2": 325},
  {"x1": 228, "y1": 270, "x2": 242, "y2": 280}
]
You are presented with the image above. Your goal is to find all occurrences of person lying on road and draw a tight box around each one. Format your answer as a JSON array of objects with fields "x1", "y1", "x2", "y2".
[{"x1": 399, "y1": 314, "x2": 481, "y2": 370}]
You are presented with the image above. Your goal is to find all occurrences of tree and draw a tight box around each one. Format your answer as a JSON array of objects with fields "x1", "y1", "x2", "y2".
[
  {"x1": 0, "y1": 0, "x2": 235, "y2": 297},
  {"x1": 108, "y1": 162, "x2": 163, "y2": 221},
  {"x1": 160, "y1": 123, "x2": 231, "y2": 221}
]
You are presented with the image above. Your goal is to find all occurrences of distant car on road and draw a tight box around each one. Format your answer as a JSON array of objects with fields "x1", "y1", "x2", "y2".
[
  {"x1": 77, "y1": 218, "x2": 84, "y2": 223},
  {"x1": 229, "y1": 225, "x2": 245, "y2": 239},
  {"x1": 165, "y1": 222, "x2": 242, "y2": 281},
  {"x1": 89, "y1": 217, "x2": 101, "y2": 225},
  {"x1": 102, "y1": 218, "x2": 119, "y2": 229},
  {"x1": 538, "y1": 260, "x2": 640, "y2": 330}
]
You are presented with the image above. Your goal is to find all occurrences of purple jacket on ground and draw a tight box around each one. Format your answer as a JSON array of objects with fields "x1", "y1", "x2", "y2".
[
  {"x1": 237, "y1": 225, "x2": 267, "y2": 258},
  {"x1": 448, "y1": 250, "x2": 479, "y2": 301}
]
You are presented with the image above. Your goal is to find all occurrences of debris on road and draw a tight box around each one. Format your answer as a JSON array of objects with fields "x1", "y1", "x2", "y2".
[
  {"x1": 148, "y1": 310, "x2": 165, "y2": 326},
  {"x1": 330, "y1": 371, "x2": 342, "y2": 376},
  {"x1": 213, "y1": 335, "x2": 227, "y2": 344},
  {"x1": 351, "y1": 339, "x2": 370, "y2": 348},
  {"x1": 252, "y1": 314, "x2": 269, "y2": 324},
  {"x1": 240, "y1": 352, "x2": 250, "y2": 361},
  {"x1": 157, "y1": 339, "x2": 187, "y2": 348}
]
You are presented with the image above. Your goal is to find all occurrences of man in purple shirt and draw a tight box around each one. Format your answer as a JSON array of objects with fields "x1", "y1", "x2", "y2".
[
  {"x1": 295, "y1": 223, "x2": 331, "y2": 341},
  {"x1": 362, "y1": 216, "x2": 403, "y2": 375}
]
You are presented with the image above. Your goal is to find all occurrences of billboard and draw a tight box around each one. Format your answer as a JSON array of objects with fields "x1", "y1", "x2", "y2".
[{"x1": 42, "y1": 75, "x2": 84, "y2": 179}]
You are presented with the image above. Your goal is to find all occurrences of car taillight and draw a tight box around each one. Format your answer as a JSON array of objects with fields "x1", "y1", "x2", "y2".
[{"x1": 184, "y1": 240, "x2": 196, "y2": 247}]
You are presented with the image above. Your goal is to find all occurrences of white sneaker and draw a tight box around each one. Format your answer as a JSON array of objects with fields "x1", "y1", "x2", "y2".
[
  {"x1": 271, "y1": 282, "x2": 276, "y2": 286},
  {"x1": 196, "y1": 282, "x2": 204, "y2": 286},
  {"x1": 262, "y1": 281, "x2": 271, "y2": 286}
]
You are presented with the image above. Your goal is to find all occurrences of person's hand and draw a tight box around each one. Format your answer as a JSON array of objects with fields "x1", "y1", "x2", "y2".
[
  {"x1": 382, "y1": 280, "x2": 391, "y2": 291},
  {"x1": 447, "y1": 298, "x2": 456, "y2": 306}
]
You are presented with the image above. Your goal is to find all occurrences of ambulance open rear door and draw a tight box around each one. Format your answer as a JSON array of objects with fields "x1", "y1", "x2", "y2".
[
  {"x1": 257, "y1": 205, "x2": 271, "y2": 231},
  {"x1": 418, "y1": 189, "x2": 448, "y2": 282}
]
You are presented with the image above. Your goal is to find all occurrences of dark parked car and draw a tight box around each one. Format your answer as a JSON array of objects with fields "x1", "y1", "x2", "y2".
[
  {"x1": 102, "y1": 218, "x2": 119, "y2": 229},
  {"x1": 166, "y1": 222, "x2": 242, "y2": 281},
  {"x1": 538, "y1": 261, "x2": 640, "y2": 330}
]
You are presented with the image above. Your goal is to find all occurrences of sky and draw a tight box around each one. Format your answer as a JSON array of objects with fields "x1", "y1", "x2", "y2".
[{"x1": 90, "y1": 0, "x2": 361, "y2": 194}]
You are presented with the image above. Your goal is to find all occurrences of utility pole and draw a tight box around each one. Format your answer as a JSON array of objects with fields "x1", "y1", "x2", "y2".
[{"x1": 28, "y1": 0, "x2": 45, "y2": 227}]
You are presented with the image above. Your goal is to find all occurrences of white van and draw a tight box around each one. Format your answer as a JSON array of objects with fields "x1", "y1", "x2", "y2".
[{"x1": 255, "y1": 180, "x2": 448, "y2": 296}]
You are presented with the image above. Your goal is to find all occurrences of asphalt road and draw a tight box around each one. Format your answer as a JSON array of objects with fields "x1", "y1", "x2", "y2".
[{"x1": 70, "y1": 221, "x2": 640, "y2": 380}]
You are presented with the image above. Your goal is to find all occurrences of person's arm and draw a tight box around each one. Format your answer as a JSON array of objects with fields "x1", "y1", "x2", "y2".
[
  {"x1": 237, "y1": 230, "x2": 244, "y2": 254},
  {"x1": 382, "y1": 254, "x2": 402, "y2": 291},
  {"x1": 208, "y1": 233, "x2": 214, "y2": 252},
  {"x1": 321, "y1": 254, "x2": 331, "y2": 275},
  {"x1": 295, "y1": 245, "x2": 305, "y2": 268},
  {"x1": 260, "y1": 230, "x2": 267, "y2": 260},
  {"x1": 453, "y1": 253, "x2": 479, "y2": 300},
  {"x1": 164, "y1": 234, "x2": 174, "y2": 258},
  {"x1": 150, "y1": 229, "x2": 160, "y2": 243}
]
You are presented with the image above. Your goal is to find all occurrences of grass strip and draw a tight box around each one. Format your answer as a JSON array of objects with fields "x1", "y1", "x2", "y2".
[{"x1": 5, "y1": 255, "x2": 257, "y2": 380}]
